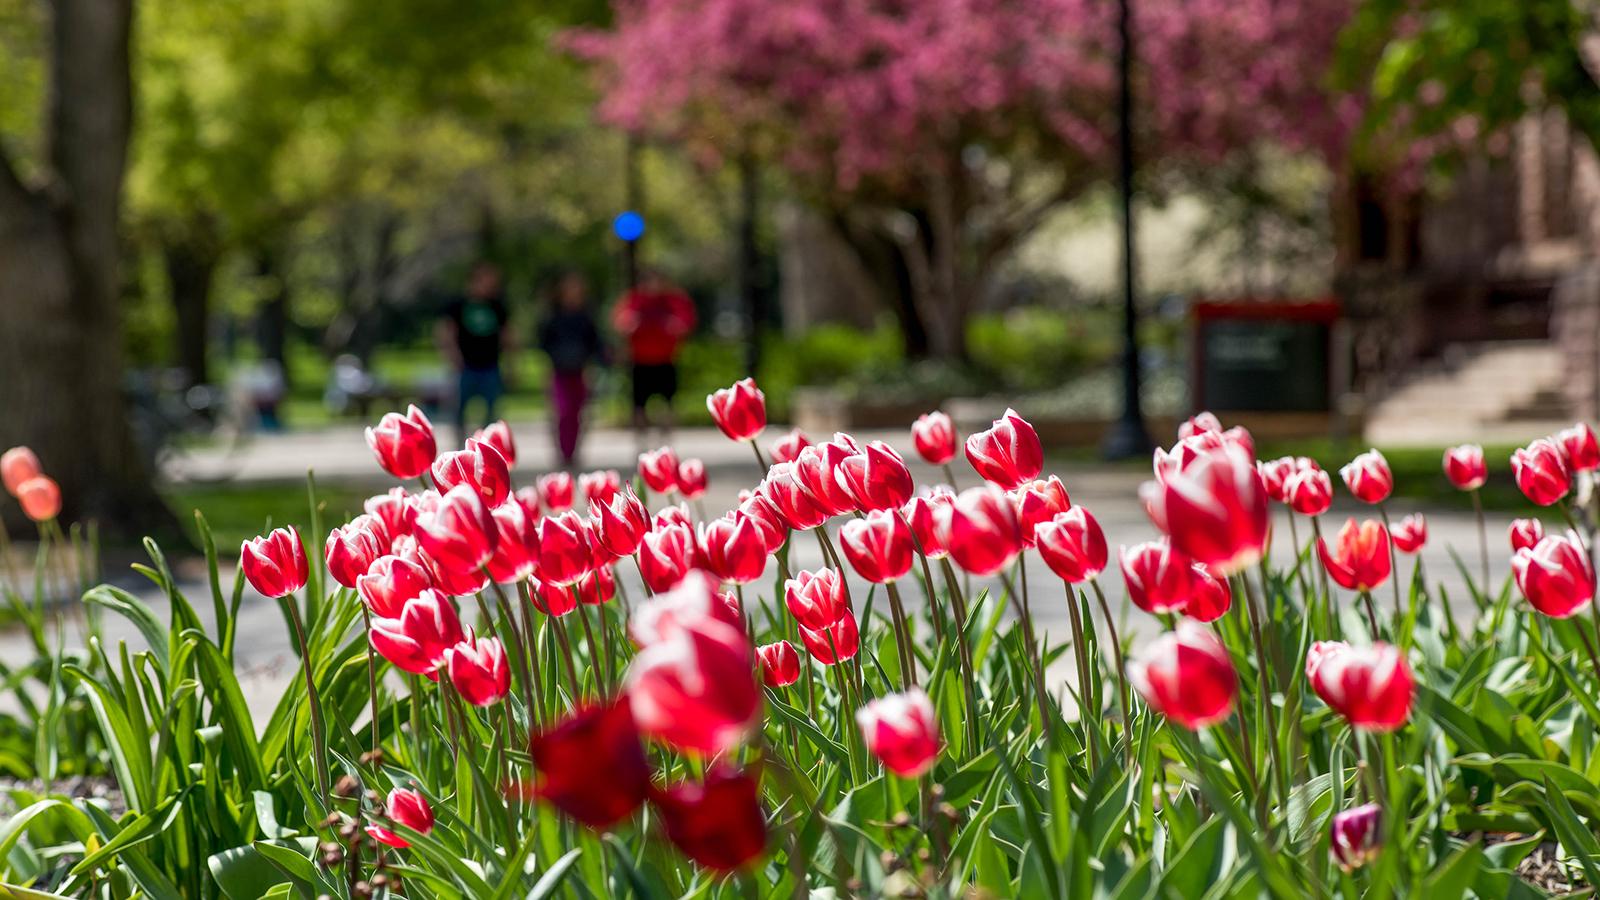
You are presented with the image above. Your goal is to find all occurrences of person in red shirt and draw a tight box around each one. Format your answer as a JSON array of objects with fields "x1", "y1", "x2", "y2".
[{"x1": 612, "y1": 270, "x2": 697, "y2": 441}]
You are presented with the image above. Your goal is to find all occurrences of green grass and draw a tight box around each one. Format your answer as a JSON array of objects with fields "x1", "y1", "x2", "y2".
[{"x1": 165, "y1": 482, "x2": 377, "y2": 551}]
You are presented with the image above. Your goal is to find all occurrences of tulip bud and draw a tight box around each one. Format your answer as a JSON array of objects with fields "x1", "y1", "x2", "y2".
[
  {"x1": 857, "y1": 687, "x2": 942, "y2": 777},
  {"x1": 534, "y1": 511, "x2": 595, "y2": 586},
  {"x1": 835, "y1": 441, "x2": 914, "y2": 512},
  {"x1": 325, "y1": 515, "x2": 389, "y2": 589},
  {"x1": 365, "y1": 787, "x2": 434, "y2": 849},
  {"x1": 1442, "y1": 444, "x2": 1487, "y2": 491},
  {"x1": 707, "y1": 377, "x2": 767, "y2": 442},
  {"x1": 1340, "y1": 449, "x2": 1393, "y2": 505},
  {"x1": 964, "y1": 408, "x2": 1043, "y2": 490},
  {"x1": 737, "y1": 492, "x2": 788, "y2": 553},
  {"x1": 368, "y1": 589, "x2": 465, "y2": 678},
  {"x1": 1120, "y1": 540, "x2": 1195, "y2": 614},
  {"x1": 357, "y1": 553, "x2": 432, "y2": 617},
  {"x1": 756, "y1": 640, "x2": 801, "y2": 687},
  {"x1": 414, "y1": 484, "x2": 498, "y2": 580},
  {"x1": 1011, "y1": 476, "x2": 1072, "y2": 548},
  {"x1": 1558, "y1": 423, "x2": 1600, "y2": 473},
  {"x1": 16, "y1": 475, "x2": 61, "y2": 523},
  {"x1": 432, "y1": 438, "x2": 511, "y2": 510},
  {"x1": 698, "y1": 512, "x2": 769, "y2": 584},
  {"x1": 1330, "y1": 804, "x2": 1382, "y2": 871},
  {"x1": 472, "y1": 420, "x2": 516, "y2": 467},
  {"x1": 591, "y1": 487, "x2": 650, "y2": 558},
  {"x1": 1177, "y1": 411, "x2": 1222, "y2": 439},
  {"x1": 1285, "y1": 467, "x2": 1333, "y2": 516},
  {"x1": 677, "y1": 458, "x2": 708, "y2": 500},
  {"x1": 759, "y1": 464, "x2": 829, "y2": 530},
  {"x1": 448, "y1": 635, "x2": 511, "y2": 706},
  {"x1": 538, "y1": 471, "x2": 576, "y2": 513},
  {"x1": 651, "y1": 769, "x2": 768, "y2": 871},
  {"x1": 523, "y1": 701, "x2": 651, "y2": 829},
  {"x1": 579, "y1": 469, "x2": 623, "y2": 506},
  {"x1": 1390, "y1": 513, "x2": 1426, "y2": 554},
  {"x1": 626, "y1": 613, "x2": 761, "y2": 754},
  {"x1": 1, "y1": 446, "x2": 42, "y2": 496},
  {"x1": 1513, "y1": 533, "x2": 1595, "y2": 618},
  {"x1": 241, "y1": 527, "x2": 309, "y2": 598},
  {"x1": 1508, "y1": 517, "x2": 1545, "y2": 553},
  {"x1": 1317, "y1": 519, "x2": 1392, "y2": 592},
  {"x1": 798, "y1": 613, "x2": 860, "y2": 664},
  {"x1": 948, "y1": 485, "x2": 1024, "y2": 575},
  {"x1": 792, "y1": 443, "x2": 857, "y2": 516},
  {"x1": 1035, "y1": 507, "x2": 1108, "y2": 584},
  {"x1": 769, "y1": 428, "x2": 811, "y2": 464},
  {"x1": 1305, "y1": 640, "x2": 1413, "y2": 731},
  {"x1": 840, "y1": 510, "x2": 914, "y2": 583},
  {"x1": 365, "y1": 405, "x2": 437, "y2": 479},
  {"x1": 1142, "y1": 444, "x2": 1269, "y2": 574},
  {"x1": 903, "y1": 490, "x2": 954, "y2": 560},
  {"x1": 784, "y1": 568, "x2": 851, "y2": 630},
  {"x1": 485, "y1": 501, "x2": 540, "y2": 583},
  {"x1": 1511, "y1": 438, "x2": 1572, "y2": 506},
  {"x1": 363, "y1": 487, "x2": 416, "y2": 550},
  {"x1": 530, "y1": 575, "x2": 578, "y2": 617},
  {"x1": 639, "y1": 447, "x2": 681, "y2": 495},
  {"x1": 911, "y1": 410, "x2": 958, "y2": 466},
  {"x1": 1184, "y1": 563, "x2": 1232, "y2": 622},
  {"x1": 1128, "y1": 621, "x2": 1238, "y2": 729},
  {"x1": 638, "y1": 523, "x2": 697, "y2": 593}
]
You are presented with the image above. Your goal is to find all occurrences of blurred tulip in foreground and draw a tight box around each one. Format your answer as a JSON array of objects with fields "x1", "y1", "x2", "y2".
[
  {"x1": 1331, "y1": 804, "x2": 1382, "y2": 871},
  {"x1": 627, "y1": 612, "x2": 761, "y2": 755},
  {"x1": 523, "y1": 701, "x2": 651, "y2": 829},
  {"x1": 1512, "y1": 533, "x2": 1595, "y2": 618},
  {"x1": 1442, "y1": 444, "x2": 1486, "y2": 491},
  {"x1": 1142, "y1": 443, "x2": 1268, "y2": 574},
  {"x1": 856, "y1": 687, "x2": 942, "y2": 778},
  {"x1": 1128, "y1": 622, "x2": 1238, "y2": 729},
  {"x1": 365, "y1": 787, "x2": 434, "y2": 849},
  {"x1": 1305, "y1": 641, "x2": 1413, "y2": 731},
  {"x1": 652, "y1": 769, "x2": 768, "y2": 871}
]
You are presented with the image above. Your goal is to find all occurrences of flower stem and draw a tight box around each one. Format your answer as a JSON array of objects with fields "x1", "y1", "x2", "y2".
[
  {"x1": 283, "y1": 593, "x2": 331, "y2": 814},
  {"x1": 1089, "y1": 578, "x2": 1133, "y2": 764},
  {"x1": 1235, "y1": 570, "x2": 1286, "y2": 823},
  {"x1": 357, "y1": 603, "x2": 382, "y2": 755},
  {"x1": 1470, "y1": 489, "x2": 1490, "y2": 604}
]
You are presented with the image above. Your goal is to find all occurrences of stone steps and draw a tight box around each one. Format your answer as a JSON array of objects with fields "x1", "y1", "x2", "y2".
[{"x1": 1365, "y1": 340, "x2": 1569, "y2": 446}]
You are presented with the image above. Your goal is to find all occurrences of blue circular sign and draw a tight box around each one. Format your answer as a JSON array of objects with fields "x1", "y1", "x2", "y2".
[{"x1": 612, "y1": 210, "x2": 645, "y2": 242}]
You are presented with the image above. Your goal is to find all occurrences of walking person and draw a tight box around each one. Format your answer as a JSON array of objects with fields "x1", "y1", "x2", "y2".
[
  {"x1": 612, "y1": 269, "x2": 696, "y2": 447},
  {"x1": 537, "y1": 272, "x2": 607, "y2": 469},
  {"x1": 436, "y1": 260, "x2": 513, "y2": 445}
]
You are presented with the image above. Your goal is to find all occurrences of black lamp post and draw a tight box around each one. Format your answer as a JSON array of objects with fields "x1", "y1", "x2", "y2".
[{"x1": 1100, "y1": 0, "x2": 1154, "y2": 460}]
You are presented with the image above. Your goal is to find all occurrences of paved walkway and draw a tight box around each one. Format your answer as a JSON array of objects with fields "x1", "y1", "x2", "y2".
[{"x1": 5, "y1": 422, "x2": 1526, "y2": 717}]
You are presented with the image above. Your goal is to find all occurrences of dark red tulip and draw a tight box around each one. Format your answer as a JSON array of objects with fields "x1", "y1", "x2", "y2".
[
  {"x1": 1120, "y1": 540, "x2": 1195, "y2": 614},
  {"x1": 580, "y1": 469, "x2": 623, "y2": 506},
  {"x1": 357, "y1": 553, "x2": 432, "y2": 618},
  {"x1": 651, "y1": 768, "x2": 767, "y2": 871},
  {"x1": 759, "y1": 464, "x2": 828, "y2": 530},
  {"x1": 1317, "y1": 519, "x2": 1392, "y2": 592},
  {"x1": 1285, "y1": 467, "x2": 1333, "y2": 516},
  {"x1": 364, "y1": 487, "x2": 416, "y2": 550},
  {"x1": 840, "y1": 510, "x2": 914, "y2": 583},
  {"x1": 1390, "y1": 513, "x2": 1426, "y2": 554},
  {"x1": 1034, "y1": 507, "x2": 1108, "y2": 584},
  {"x1": 964, "y1": 408, "x2": 1042, "y2": 490},
  {"x1": 1558, "y1": 423, "x2": 1600, "y2": 472},
  {"x1": 1012, "y1": 475, "x2": 1072, "y2": 548},
  {"x1": 756, "y1": 640, "x2": 801, "y2": 687},
  {"x1": 639, "y1": 447, "x2": 681, "y2": 495},
  {"x1": 638, "y1": 523, "x2": 697, "y2": 593},
  {"x1": 365, "y1": 787, "x2": 434, "y2": 849},
  {"x1": 240, "y1": 527, "x2": 309, "y2": 598},
  {"x1": 698, "y1": 512, "x2": 769, "y2": 584},
  {"x1": 1509, "y1": 517, "x2": 1545, "y2": 553},
  {"x1": 835, "y1": 441, "x2": 914, "y2": 512},
  {"x1": 784, "y1": 568, "x2": 851, "y2": 630},
  {"x1": 1331, "y1": 804, "x2": 1382, "y2": 871},
  {"x1": 1511, "y1": 438, "x2": 1572, "y2": 506},
  {"x1": 798, "y1": 612, "x2": 860, "y2": 665},
  {"x1": 626, "y1": 613, "x2": 761, "y2": 754},
  {"x1": 769, "y1": 427, "x2": 811, "y2": 464},
  {"x1": 431, "y1": 435, "x2": 511, "y2": 508},
  {"x1": 630, "y1": 571, "x2": 743, "y2": 645},
  {"x1": 414, "y1": 484, "x2": 498, "y2": 581},
  {"x1": 911, "y1": 410, "x2": 957, "y2": 466},
  {"x1": 1512, "y1": 533, "x2": 1595, "y2": 618},
  {"x1": 538, "y1": 471, "x2": 576, "y2": 513},
  {"x1": 448, "y1": 634, "x2": 511, "y2": 706},
  {"x1": 856, "y1": 687, "x2": 942, "y2": 777},
  {"x1": 791, "y1": 442, "x2": 857, "y2": 516},
  {"x1": 1128, "y1": 622, "x2": 1238, "y2": 729},
  {"x1": 535, "y1": 511, "x2": 594, "y2": 586},
  {"x1": 1142, "y1": 444, "x2": 1268, "y2": 574},
  {"x1": 486, "y1": 501, "x2": 540, "y2": 583},
  {"x1": 677, "y1": 458, "x2": 709, "y2": 500},
  {"x1": 1442, "y1": 444, "x2": 1487, "y2": 491},
  {"x1": 325, "y1": 515, "x2": 389, "y2": 589},
  {"x1": 365, "y1": 405, "x2": 437, "y2": 480},
  {"x1": 523, "y1": 700, "x2": 652, "y2": 829},
  {"x1": 1340, "y1": 449, "x2": 1393, "y2": 505},
  {"x1": 369, "y1": 589, "x2": 465, "y2": 678},
  {"x1": 707, "y1": 377, "x2": 767, "y2": 442},
  {"x1": 591, "y1": 487, "x2": 650, "y2": 558},
  {"x1": 1183, "y1": 563, "x2": 1231, "y2": 622},
  {"x1": 903, "y1": 489, "x2": 954, "y2": 560},
  {"x1": 948, "y1": 485, "x2": 1024, "y2": 576},
  {"x1": 471, "y1": 419, "x2": 517, "y2": 468},
  {"x1": 1305, "y1": 640, "x2": 1413, "y2": 731}
]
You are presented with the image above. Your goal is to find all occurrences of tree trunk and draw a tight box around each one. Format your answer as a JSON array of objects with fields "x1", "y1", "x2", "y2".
[
  {"x1": 165, "y1": 224, "x2": 221, "y2": 386},
  {"x1": 253, "y1": 247, "x2": 291, "y2": 387},
  {"x1": 832, "y1": 214, "x2": 931, "y2": 359},
  {"x1": 0, "y1": 0, "x2": 182, "y2": 543}
]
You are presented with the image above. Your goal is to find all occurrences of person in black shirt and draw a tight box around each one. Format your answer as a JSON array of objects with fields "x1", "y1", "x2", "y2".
[
  {"x1": 436, "y1": 261, "x2": 512, "y2": 445},
  {"x1": 537, "y1": 271, "x2": 607, "y2": 468}
]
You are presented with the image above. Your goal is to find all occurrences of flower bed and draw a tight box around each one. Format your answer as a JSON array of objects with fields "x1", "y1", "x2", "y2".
[{"x1": 2, "y1": 391, "x2": 1600, "y2": 896}]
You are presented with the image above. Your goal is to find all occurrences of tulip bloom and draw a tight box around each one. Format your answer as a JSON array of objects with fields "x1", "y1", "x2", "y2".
[
  {"x1": 1317, "y1": 519, "x2": 1392, "y2": 592},
  {"x1": 364, "y1": 487, "x2": 416, "y2": 549},
  {"x1": 538, "y1": 471, "x2": 576, "y2": 513},
  {"x1": 1142, "y1": 444, "x2": 1269, "y2": 574},
  {"x1": 784, "y1": 568, "x2": 851, "y2": 630},
  {"x1": 1184, "y1": 564, "x2": 1232, "y2": 622},
  {"x1": 698, "y1": 513, "x2": 768, "y2": 584},
  {"x1": 1178, "y1": 411, "x2": 1222, "y2": 439},
  {"x1": 1390, "y1": 513, "x2": 1426, "y2": 554},
  {"x1": 707, "y1": 377, "x2": 767, "y2": 442},
  {"x1": 357, "y1": 554, "x2": 432, "y2": 618},
  {"x1": 652, "y1": 769, "x2": 768, "y2": 871},
  {"x1": 1128, "y1": 622, "x2": 1238, "y2": 729},
  {"x1": 769, "y1": 428, "x2": 810, "y2": 464},
  {"x1": 1285, "y1": 467, "x2": 1333, "y2": 517},
  {"x1": 964, "y1": 408, "x2": 1043, "y2": 490},
  {"x1": 486, "y1": 501, "x2": 540, "y2": 583},
  {"x1": 535, "y1": 511, "x2": 594, "y2": 586},
  {"x1": 1331, "y1": 804, "x2": 1382, "y2": 871},
  {"x1": 531, "y1": 575, "x2": 579, "y2": 617},
  {"x1": 948, "y1": 485, "x2": 1024, "y2": 576},
  {"x1": 799, "y1": 613, "x2": 860, "y2": 664},
  {"x1": 638, "y1": 523, "x2": 697, "y2": 593},
  {"x1": 677, "y1": 459, "x2": 709, "y2": 500},
  {"x1": 580, "y1": 469, "x2": 623, "y2": 506},
  {"x1": 1558, "y1": 423, "x2": 1600, "y2": 472},
  {"x1": 1340, "y1": 449, "x2": 1393, "y2": 504},
  {"x1": 1012, "y1": 476, "x2": 1072, "y2": 548},
  {"x1": 1512, "y1": 533, "x2": 1595, "y2": 618},
  {"x1": 629, "y1": 571, "x2": 744, "y2": 645},
  {"x1": 1256, "y1": 456, "x2": 1297, "y2": 503},
  {"x1": 16, "y1": 476, "x2": 61, "y2": 523},
  {"x1": 756, "y1": 640, "x2": 801, "y2": 687},
  {"x1": 512, "y1": 485, "x2": 543, "y2": 522},
  {"x1": 759, "y1": 465, "x2": 828, "y2": 530},
  {"x1": 240, "y1": 527, "x2": 309, "y2": 598},
  {"x1": 1442, "y1": 444, "x2": 1487, "y2": 491},
  {"x1": 737, "y1": 492, "x2": 788, "y2": 553},
  {"x1": 1305, "y1": 641, "x2": 1413, "y2": 731},
  {"x1": 839, "y1": 510, "x2": 914, "y2": 583},
  {"x1": 834, "y1": 441, "x2": 914, "y2": 512},
  {"x1": 414, "y1": 484, "x2": 498, "y2": 580},
  {"x1": 524, "y1": 701, "x2": 652, "y2": 829},
  {"x1": 419, "y1": 545, "x2": 490, "y2": 597},
  {"x1": 791, "y1": 443, "x2": 856, "y2": 516},
  {"x1": 1511, "y1": 438, "x2": 1572, "y2": 506},
  {"x1": 911, "y1": 411, "x2": 958, "y2": 466},
  {"x1": 903, "y1": 490, "x2": 954, "y2": 560},
  {"x1": 365, "y1": 405, "x2": 437, "y2": 479},
  {"x1": 325, "y1": 515, "x2": 390, "y2": 589},
  {"x1": 448, "y1": 635, "x2": 511, "y2": 706},
  {"x1": 432, "y1": 438, "x2": 511, "y2": 509},
  {"x1": 472, "y1": 420, "x2": 517, "y2": 468},
  {"x1": 369, "y1": 590, "x2": 465, "y2": 678},
  {"x1": 856, "y1": 687, "x2": 942, "y2": 778},
  {"x1": 626, "y1": 615, "x2": 761, "y2": 754},
  {"x1": 591, "y1": 487, "x2": 650, "y2": 558},
  {"x1": 1120, "y1": 540, "x2": 1195, "y2": 614},
  {"x1": 1509, "y1": 517, "x2": 1545, "y2": 553},
  {"x1": 365, "y1": 787, "x2": 434, "y2": 849},
  {"x1": 639, "y1": 447, "x2": 681, "y2": 495},
  {"x1": 1, "y1": 446, "x2": 41, "y2": 496},
  {"x1": 1034, "y1": 507, "x2": 1108, "y2": 584}
]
